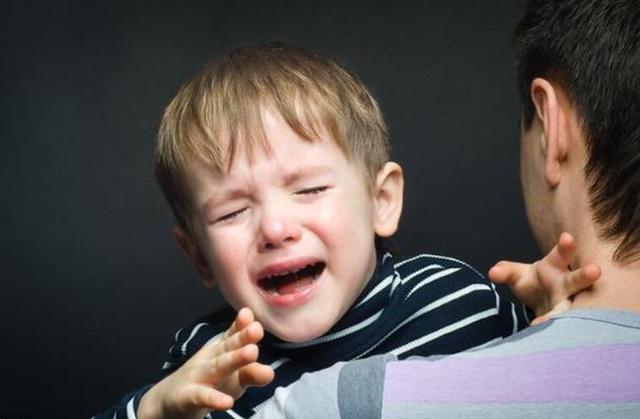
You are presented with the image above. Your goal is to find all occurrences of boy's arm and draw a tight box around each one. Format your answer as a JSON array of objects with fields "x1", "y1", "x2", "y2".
[
  {"x1": 137, "y1": 308, "x2": 274, "y2": 419},
  {"x1": 489, "y1": 232, "x2": 601, "y2": 324}
]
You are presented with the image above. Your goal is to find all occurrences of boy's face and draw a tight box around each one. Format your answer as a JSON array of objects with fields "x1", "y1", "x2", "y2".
[{"x1": 178, "y1": 110, "x2": 388, "y2": 342}]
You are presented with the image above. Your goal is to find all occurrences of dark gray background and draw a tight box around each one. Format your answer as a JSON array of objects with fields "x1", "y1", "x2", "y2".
[{"x1": 1, "y1": 1, "x2": 537, "y2": 417}]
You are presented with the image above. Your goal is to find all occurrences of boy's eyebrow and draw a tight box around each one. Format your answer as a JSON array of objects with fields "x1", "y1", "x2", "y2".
[
  {"x1": 201, "y1": 188, "x2": 247, "y2": 215},
  {"x1": 282, "y1": 164, "x2": 334, "y2": 185}
]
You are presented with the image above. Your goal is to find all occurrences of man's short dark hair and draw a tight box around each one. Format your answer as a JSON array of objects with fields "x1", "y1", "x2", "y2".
[{"x1": 515, "y1": 0, "x2": 640, "y2": 262}]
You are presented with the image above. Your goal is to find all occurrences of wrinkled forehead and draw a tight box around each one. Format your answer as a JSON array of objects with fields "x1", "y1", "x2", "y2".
[
  {"x1": 210, "y1": 104, "x2": 346, "y2": 174},
  {"x1": 181, "y1": 109, "x2": 350, "y2": 197}
]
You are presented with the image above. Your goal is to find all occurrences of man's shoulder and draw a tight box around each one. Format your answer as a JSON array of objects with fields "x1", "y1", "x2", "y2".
[
  {"x1": 451, "y1": 309, "x2": 640, "y2": 360},
  {"x1": 253, "y1": 354, "x2": 396, "y2": 419},
  {"x1": 379, "y1": 312, "x2": 640, "y2": 409}
]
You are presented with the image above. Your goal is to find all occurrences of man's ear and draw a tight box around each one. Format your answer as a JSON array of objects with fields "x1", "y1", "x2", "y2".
[
  {"x1": 172, "y1": 226, "x2": 216, "y2": 288},
  {"x1": 373, "y1": 162, "x2": 404, "y2": 237},
  {"x1": 530, "y1": 78, "x2": 569, "y2": 187}
]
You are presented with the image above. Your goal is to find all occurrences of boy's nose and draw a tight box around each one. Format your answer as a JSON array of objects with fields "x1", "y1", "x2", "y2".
[{"x1": 257, "y1": 214, "x2": 301, "y2": 252}]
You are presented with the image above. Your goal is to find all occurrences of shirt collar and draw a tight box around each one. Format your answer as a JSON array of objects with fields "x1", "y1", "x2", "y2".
[{"x1": 261, "y1": 248, "x2": 397, "y2": 365}]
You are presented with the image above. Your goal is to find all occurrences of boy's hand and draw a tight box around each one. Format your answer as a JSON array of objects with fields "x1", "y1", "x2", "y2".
[
  {"x1": 138, "y1": 308, "x2": 275, "y2": 419},
  {"x1": 488, "y1": 233, "x2": 601, "y2": 325}
]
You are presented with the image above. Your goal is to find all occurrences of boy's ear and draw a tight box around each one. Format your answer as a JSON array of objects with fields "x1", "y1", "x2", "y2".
[
  {"x1": 373, "y1": 162, "x2": 404, "y2": 237},
  {"x1": 530, "y1": 78, "x2": 569, "y2": 187},
  {"x1": 172, "y1": 226, "x2": 216, "y2": 288}
]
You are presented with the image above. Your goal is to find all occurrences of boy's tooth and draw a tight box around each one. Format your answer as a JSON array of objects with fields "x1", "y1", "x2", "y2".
[{"x1": 261, "y1": 264, "x2": 324, "y2": 298}]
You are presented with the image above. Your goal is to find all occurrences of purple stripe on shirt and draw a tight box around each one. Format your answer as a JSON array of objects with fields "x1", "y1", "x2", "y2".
[{"x1": 383, "y1": 344, "x2": 640, "y2": 403}]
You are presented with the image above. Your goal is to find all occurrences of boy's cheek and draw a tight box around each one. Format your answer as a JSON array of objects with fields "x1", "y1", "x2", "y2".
[{"x1": 314, "y1": 190, "x2": 374, "y2": 228}]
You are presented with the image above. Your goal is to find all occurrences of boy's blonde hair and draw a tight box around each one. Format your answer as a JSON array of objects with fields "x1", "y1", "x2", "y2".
[{"x1": 155, "y1": 42, "x2": 389, "y2": 233}]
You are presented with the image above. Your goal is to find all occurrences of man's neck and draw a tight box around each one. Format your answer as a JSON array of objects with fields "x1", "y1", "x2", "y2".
[{"x1": 572, "y1": 239, "x2": 640, "y2": 313}]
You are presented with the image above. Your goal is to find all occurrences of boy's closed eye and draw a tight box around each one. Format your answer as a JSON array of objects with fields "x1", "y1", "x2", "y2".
[
  {"x1": 213, "y1": 186, "x2": 329, "y2": 224},
  {"x1": 293, "y1": 185, "x2": 331, "y2": 203},
  {"x1": 295, "y1": 186, "x2": 329, "y2": 196},
  {"x1": 210, "y1": 186, "x2": 330, "y2": 225},
  {"x1": 215, "y1": 207, "x2": 248, "y2": 224}
]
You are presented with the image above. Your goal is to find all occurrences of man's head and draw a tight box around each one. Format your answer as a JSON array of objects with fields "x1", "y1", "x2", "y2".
[
  {"x1": 155, "y1": 43, "x2": 404, "y2": 342},
  {"x1": 514, "y1": 0, "x2": 640, "y2": 262}
]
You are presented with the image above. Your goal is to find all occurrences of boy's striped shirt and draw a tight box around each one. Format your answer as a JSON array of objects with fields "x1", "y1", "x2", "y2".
[{"x1": 96, "y1": 250, "x2": 529, "y2": 419}]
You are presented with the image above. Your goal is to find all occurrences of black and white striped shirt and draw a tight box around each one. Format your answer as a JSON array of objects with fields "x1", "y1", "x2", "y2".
[{"x1": 97, "y1": 250, "x2": 529, "y2": 419}]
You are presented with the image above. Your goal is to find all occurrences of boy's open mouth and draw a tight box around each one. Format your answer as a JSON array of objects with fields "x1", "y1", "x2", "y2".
[{"x1": 257, "y1": 262, "x2": 325, "y2": 296}]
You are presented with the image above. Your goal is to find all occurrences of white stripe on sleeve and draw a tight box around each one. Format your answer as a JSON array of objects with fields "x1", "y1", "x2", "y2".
[
  {"x1": 405, "y1": 267, "x2": 461, "y2": 299},
  {"x1": 126, "y1": 397, "x2": 137, "y2": 419},
  {"x1": 390, "y1": 308, "x2": 498, "y2": 356},
  {"x1": 181, "y1": 322, "x2": 210, "y2": 355},
  {"x1": 355, "y1": 283, "x2": 494, "y2": 359}
]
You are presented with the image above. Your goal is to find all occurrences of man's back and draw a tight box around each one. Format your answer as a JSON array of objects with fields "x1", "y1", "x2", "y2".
[{"x1": 255, "y1": 309, "x2": 640, "y2": 418}]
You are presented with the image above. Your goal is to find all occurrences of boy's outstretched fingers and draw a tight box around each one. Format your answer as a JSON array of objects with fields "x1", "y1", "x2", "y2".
[
  {"x1": 489, "y1": 261, "x2": 527, "y2": 284},
  {"x1": 208, "y1": 320, "x2": 265, "y2": 359},
  {"x1": 561, "y1": 263, "x2": 601, "y2": 298},
  {"x1": 214, "y1": 344, "x2": 274, "y2": 399},
  {"x1": 531, "y1": 263, "x2": 601, "y2": 325},
  {"x1": 190, "y1": 384, "x2": 235, "y2": 411},
  {"x1": 487, "y1": 261, "x2": 518, "y2": 284},
  {"x1": 208, "y1": 344, "x2": 261, "y2": 381},
  {"x1": 239, "y1": 362, "x2": 275, "y2": 389},
  {"x1": 224, "y1": 307, "x2": 256, "y2": 338},
  {"x1": 138, "y1": 308, "x2": 271, "y2": 418},
  {"x1": 489, "y1": 232, "x2": 602, "y2": 323},
  {"x1": 488, "y1": 261, "x2": 543, "y2": 301},
  {"x1": 550, "y1": 232, "x2": 577, "y2": 267}
]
